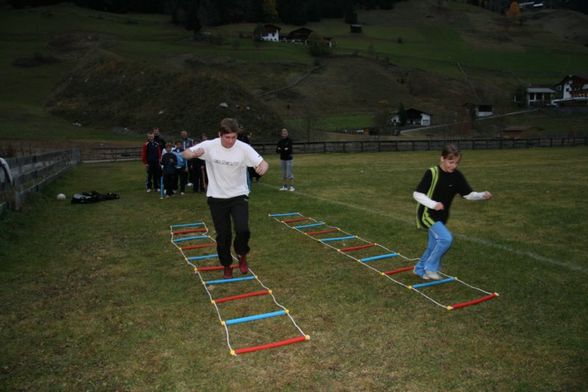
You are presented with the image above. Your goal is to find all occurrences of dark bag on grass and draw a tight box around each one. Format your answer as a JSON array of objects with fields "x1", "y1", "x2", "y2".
[{"x1": 71, "y1": 191, "x2": 119, "y2": 204}]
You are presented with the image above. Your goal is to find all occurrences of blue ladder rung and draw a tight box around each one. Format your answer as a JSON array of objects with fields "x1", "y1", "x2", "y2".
[
  {"x1": 269, "y1": 212, "x2": 300, "y2": 217},
  {"x1": 320, "y1": 235, "x2": 356, "y2": 243},
  {"x1": 187, "y1": 253, "x2": 218, "y2": 261},
  {"x1": 224, "y1": 310, "x2": 286, "y2": 326},
  {"x1": 412, "y1": 277, "x2": 455, "y2": 289},
  {"x1": 295, "y1": 222, "x2": 324, "y2": 229},
  {"x1": 170, "y1": 222, "x2": 204, "y2": 228},
  {"x1": 205, "y1": 275, "x2": 256, "y2": 286},
  {"x1": 174, "y1": 235, "x2": 209, "y2": 243},
  {"x1": 360, "y1": 253, "x2": 398, "y2": 263}
]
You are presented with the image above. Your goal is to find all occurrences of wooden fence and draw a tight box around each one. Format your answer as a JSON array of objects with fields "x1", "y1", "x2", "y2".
[
  {"x1": 81, "y1": 137, "x2": 588, "y2": 162},
  {"x1": 0, "y1": 149, "x2": 80, "y2": 211}
]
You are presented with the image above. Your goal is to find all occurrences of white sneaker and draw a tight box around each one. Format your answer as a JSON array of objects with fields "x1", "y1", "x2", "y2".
[
  {"x1": 423, "y1": 271, "x2": 443, "y2": 280},
  {"x1": 181, "y1": 192, "x2": 185, "y2": 195},
  {"x1": 289, "y1": 186, "x2": 295, "y2": 191},
  {"x1": 279, "y1": 186, "x2": 288, "y2": 191},
  {"x1": 187, "y1": 182, "x2": 193, "y2": 187},
  {"x1": 146, "y1": 189, "x2": 151, "y2": 193}
]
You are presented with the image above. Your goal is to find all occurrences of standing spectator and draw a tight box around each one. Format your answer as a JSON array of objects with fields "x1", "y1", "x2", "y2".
[
  {"x1": 413, "y1": 144, "x2": 492, "y2": 280},
  {"x1": 172, "y1": 140, "x2": 188, "y2": 195},
  {"x1": 180, "y1": 130, "x2": 196, "y2": 187},
  {"x1": 153, "y1": 127, "x2": 166, "y2": 151},
  {"x1": 183, "y1": 118, "x2": 269, "y2": 279},
  {"x1": 141, "y1": 132, "x2": 162, "y2": 192},
  {"x1": 276, "y1": 128, "x2": 295, "y2": 191},
  {"x1": 160, "y1": 142, "x2": 178, "y2": 198}
]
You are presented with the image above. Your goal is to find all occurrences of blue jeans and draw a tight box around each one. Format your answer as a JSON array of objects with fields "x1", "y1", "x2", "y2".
[{"x1": 414, "y1": 221, "x2": 453, "y2": 275}]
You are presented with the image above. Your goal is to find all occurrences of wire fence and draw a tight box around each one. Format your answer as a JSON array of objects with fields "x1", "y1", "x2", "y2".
[{"x1": 81, "y1": 136, "x2": 588, "y2": 161}]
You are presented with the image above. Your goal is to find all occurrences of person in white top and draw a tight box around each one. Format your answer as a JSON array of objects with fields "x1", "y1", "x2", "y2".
[{"x1": 183, "y1": 118, "x2": 269, "y2": 279}]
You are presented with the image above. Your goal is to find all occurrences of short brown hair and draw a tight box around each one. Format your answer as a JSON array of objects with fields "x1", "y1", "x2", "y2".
[
  {"x1": 441, "y1": 143, "x2": 461, "y2": 160},
  {"x1": 219, "y1": 118, "x2": 239, "y2": 135}
]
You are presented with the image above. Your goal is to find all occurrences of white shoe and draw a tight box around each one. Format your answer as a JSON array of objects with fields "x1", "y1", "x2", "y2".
[
  {"x1": 279, "y1": 186, "x2": 288, "y2": 191},
  {"x1": 423, "y1": 271, "x2": 443, "y2": 280},
  {"x1": 181, "y1": 192, "x2": 185, "y2": 195},
  {"x1": 187, "y1": 182, "x2": 193, "y2": 187},
  {"x1": 289, "y1": 186, "x2": 295, "y2": 191},
  {"x1": 146, "y1": 189, "x2": 151, "y2": 193}
]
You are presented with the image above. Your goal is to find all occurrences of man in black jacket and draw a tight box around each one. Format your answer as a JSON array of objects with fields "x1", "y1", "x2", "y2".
[{"x1": 276, "y1": 128, "x2": 295, "y2": 191}]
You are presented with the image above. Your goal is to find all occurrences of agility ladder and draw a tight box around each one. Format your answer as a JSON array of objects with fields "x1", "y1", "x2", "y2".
[
  {"x1": 169, "y1": 221, "x2": 309, "y2": 355},
  {"x1": 269, "y1": 212, "x2": 498, "y2": 310}
]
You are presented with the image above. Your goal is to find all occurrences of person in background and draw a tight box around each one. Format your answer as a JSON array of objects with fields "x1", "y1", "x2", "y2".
[
  {"x1": 183, "y1": 118, "x2": 269, "y2": 279},
  {"x1": 413, "y1": 143, "x2": 492, "y2": 280},
  {"x1": 276, "y1": 128, "x2": 295, "y2": 191},
  {"x1": 172, "y1": 140, "x2": 188, "y2": 195},
  {"x1": 141, "y1": 131, "x2": 162, "y2": 192},
  {"x1": 153, "y1": 127, "x2": 166, "y2": 151},
  {"x1": 180, "y1": 130, "x2": 196, "y2": 188},
  {"x1": 160, "y1": 142, "x2": 178, "y2": 198}
]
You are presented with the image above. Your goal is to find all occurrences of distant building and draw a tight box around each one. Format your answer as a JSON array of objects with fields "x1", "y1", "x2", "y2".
[
  {"x1": 475, "y1": 104, "x2": 494, "y2": 117},
  {"x1": 552, "y1": 75, "x2": 588, "y2": 106},
  {"x1": 286, "y1": 27, "x2": 313, "y2": 43},
  {"x1": 390, "y1": 108, "x2": 431, "y2": 127},
  {"x1": 463, "y1": 103, "x2": 494, "y2": 118},
  {"x1": 258, "y1": 24, "x2": 281, "y2": 42},
  {"x1": 526, "y1": 86, "x2": 555, "y2": 106}
]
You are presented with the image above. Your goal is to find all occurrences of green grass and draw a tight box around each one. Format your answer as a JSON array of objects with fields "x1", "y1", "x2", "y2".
[{"x1": 1, "y1": 147, "x2": 587, "y2": 391}]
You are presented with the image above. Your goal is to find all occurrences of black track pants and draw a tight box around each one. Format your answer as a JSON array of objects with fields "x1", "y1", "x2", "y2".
[{"x1": 207, "y1": 195, "x2": 250, "y2": 266}]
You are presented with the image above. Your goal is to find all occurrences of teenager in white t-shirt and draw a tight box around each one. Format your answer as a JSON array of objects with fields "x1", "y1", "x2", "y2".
[{"x1": 183, "y1": 118, "x2": 269, "y2": 279}]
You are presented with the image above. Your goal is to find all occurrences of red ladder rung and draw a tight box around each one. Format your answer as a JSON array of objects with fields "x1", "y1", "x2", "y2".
[
  {"x1": 282, "y1": 217, "x2": 309, "y2": 223},
  {"x1": 196, "y1": 264, "x2": 238, "y2": 272},
  {"x1": 340, "y1": 243, "x2": 376, "y2": 252},
  {"x1": 182, "y1": 243, "x2": 216, "y2": 250},
  {"x1": 449, "y1": 293, "x2": 498, "y2": 310},
  {"x1": 234, "y1": 335, "x2": 309, "y2": 355},
  {"x1": 382, "y1": 266, "x2": 415, "y2": 276},
  {"x1": 173, "y1": 228, "x2": 207, "y2": 235},
  {"x1": 306, "y1": 228, "x2": 339, "y2": 236},
  {"x1": 214, "y1": 290, "x2": 270, "y2": 304}
]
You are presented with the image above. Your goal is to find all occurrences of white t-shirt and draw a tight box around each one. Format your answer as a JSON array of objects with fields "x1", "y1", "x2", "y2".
[{"x1": 189, "y1": 138, "x2": 263, "y2": 198}]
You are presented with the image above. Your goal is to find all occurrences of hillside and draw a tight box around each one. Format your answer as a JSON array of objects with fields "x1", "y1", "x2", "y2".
[
  {"x1": 0, "y1": 0, "x2": 587, "y2": 145},
  {"x1": 45, "y1": 49, "x2": 283, "y2": 138}
]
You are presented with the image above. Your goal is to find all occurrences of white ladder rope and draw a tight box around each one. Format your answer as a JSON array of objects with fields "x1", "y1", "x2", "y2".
[
  {"x1": 270, "y1": 212, "x2": 498, "y2": 310},
  {"x1": 170, "y1": 221, "x2": 309, "y2": 355}
]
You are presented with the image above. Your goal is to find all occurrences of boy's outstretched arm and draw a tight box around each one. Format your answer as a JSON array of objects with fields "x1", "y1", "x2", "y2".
[{"x1": 463, "y1": 191, "x2": 493, "y2": 201}]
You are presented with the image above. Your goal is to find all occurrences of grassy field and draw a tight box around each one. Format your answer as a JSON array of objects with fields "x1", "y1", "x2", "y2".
[{"x1": 1, "y1": 147, "x2": 587, "y2": 391}]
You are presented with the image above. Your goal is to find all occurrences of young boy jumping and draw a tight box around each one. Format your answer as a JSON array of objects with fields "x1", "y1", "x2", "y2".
[{"x1": 413, "y1": 144, "x2": 492, "y2": 280}]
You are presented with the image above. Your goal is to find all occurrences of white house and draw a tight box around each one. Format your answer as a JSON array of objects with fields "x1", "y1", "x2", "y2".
[
  {"x1": 259, "y1": 24, "x2": 281, "y2": 42},
  {"x1": 526, "y1": 86, "x2": 555, "y2": 107},
  {"x1": 475, "y1": 104, "x2": 494, "y2": 117},
  {"x1": 390, "y1": 108, "x2": 431, "y2": 127},
  {"x1": 552, "y1": 75, "x2": 588, "y2": 106}
]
